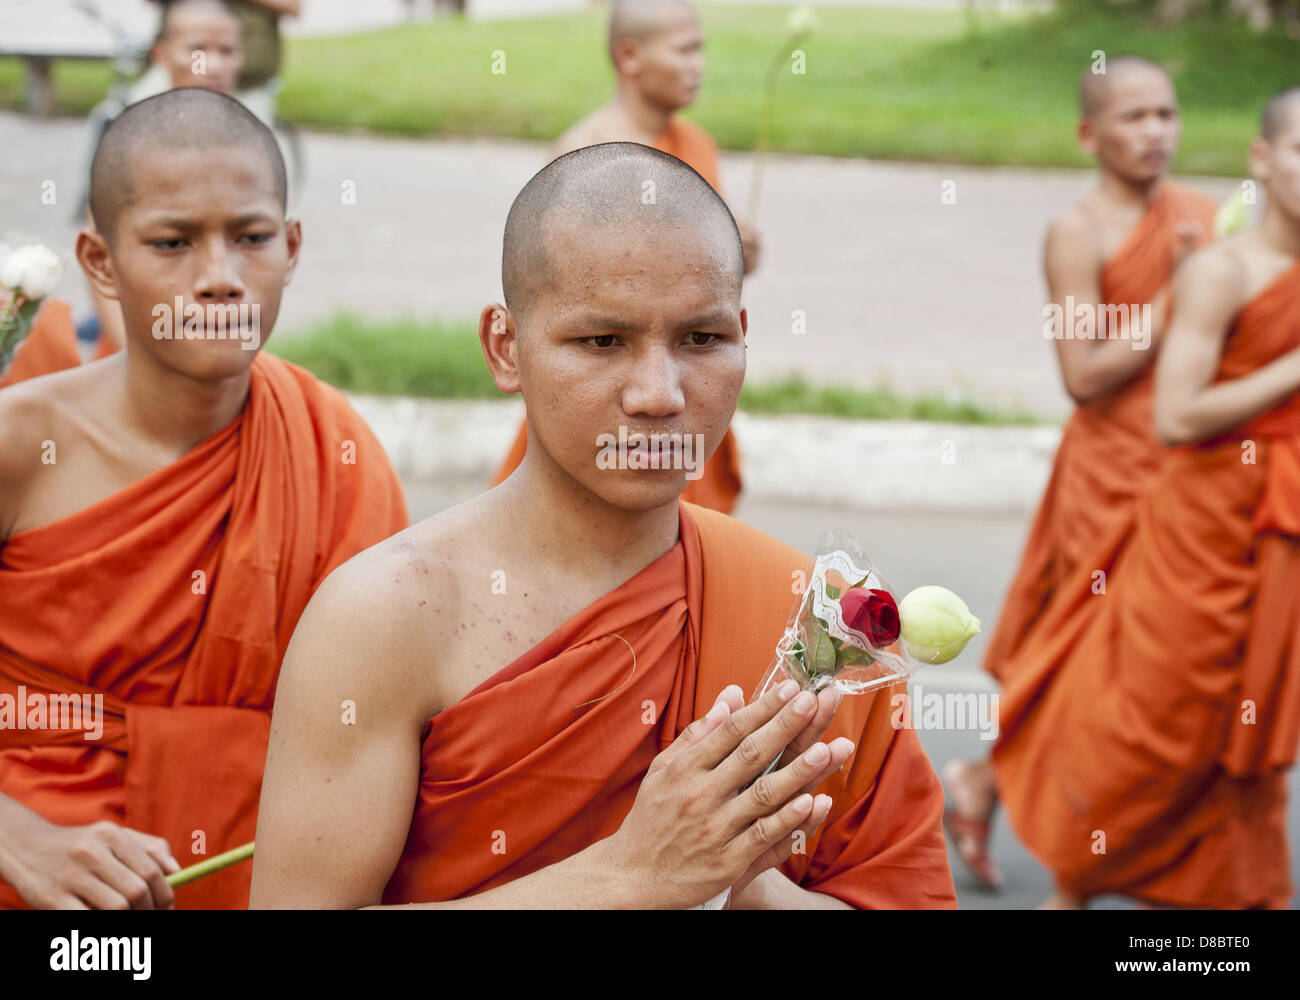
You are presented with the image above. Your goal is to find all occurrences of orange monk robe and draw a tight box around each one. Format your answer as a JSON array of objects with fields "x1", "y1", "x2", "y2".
[
  {"x1": 0, "y1": 299, "x2": 82, "y2": 389},
  {"x1": 488, "y1": 118, "x2": 744, "y2": 514},
  {"x1": 992, "y1": 259, "x2": 1300, "y2": 908},
  {"x1": 382, "y1": 502, "x2": 956, "y2": 907},
  {"x1": 0, "y1": 352, "x2": 410, "y2": 909},
  {"x1": 983, "y1": 184, "x2": 1216, "y2": 683},
  {"x1": 0, "y1": 298, "x2": 125, "y2": 390}
]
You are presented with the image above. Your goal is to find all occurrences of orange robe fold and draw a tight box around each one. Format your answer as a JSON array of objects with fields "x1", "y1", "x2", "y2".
[
  {"x1": 382, "y1": 502, "x2": 955, "y2": 908},
  {"x1": 983, "y1": 184, "x2": 1216, "y2": 683},
  {"x1": 992, "y1": 258, "x2": 1300, "y2": 908},
  {"x1": 488, "y1": 116, "x2": 744, "y2": 514},
  {"x1": 0, "y1": 352, "x2": 410, "y2": 909}
]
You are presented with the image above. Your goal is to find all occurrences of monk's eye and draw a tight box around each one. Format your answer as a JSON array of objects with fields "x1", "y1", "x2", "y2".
[
  {"x1": 238, "y1": 233, "x2": 273, "y2": 245},
  {"x1": 582, "y1": 335, "x2": 618, "y2": 349},
  {"x1": 687, "y1": 332, "x2": 719, "y2": 346},
  {"x1": 151, "y1": 238, "x2": 186, "y2": 251}
]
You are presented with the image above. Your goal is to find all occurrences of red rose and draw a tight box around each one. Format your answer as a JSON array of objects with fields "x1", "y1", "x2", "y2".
[{"x1": 838, "y1": 587, "x2": 900, "y2": 647}]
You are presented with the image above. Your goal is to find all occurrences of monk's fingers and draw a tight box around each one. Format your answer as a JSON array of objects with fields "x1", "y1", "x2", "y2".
[
  {"x1": 648, "y1": 684, "x2": 743, "y2": 777},
  {"x1": 687, "y1": 680, "x2": 803, "y2": 775},
  {"x1": 728, "y1": 794, "x2": 834, "y2": 902},
  {"x1": 725, "y1": 791, "x2": 816, "y2": 892},
  {"x1": 111, "y1": 831, "x2": 176, "y2": 909},
  {"x1": 774, "y1": 688, "x2": 842, "y2": 770},
  {"x1": 71, "y1": 855, "x2": 140, "y2": 911},
  {"x1": 85, "y1": 839, "x2": 157, "y2": 910},
  {"x1": 124, "y1": 827, "x2": 181, "y2": 875},
  {"x1": 721, "y1": 736, "x2": 845, "y2": 833},
  {"x1": 791, "y1": 736, "x2": 854, "y2": 800}
]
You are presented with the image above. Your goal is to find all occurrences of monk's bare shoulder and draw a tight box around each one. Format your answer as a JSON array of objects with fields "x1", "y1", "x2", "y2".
[
  {"x1": 0, "y1": 364, "x2": 104, "y2": 537},
  {"x1": 1172, "y1": 236, "x2": 1250, "y2": 313},
  {"x1": 552, "y1": 107, "x2": 622, "y2": 159},
  {"x1": 296, "y1": 496, "x2": 502, "y2": 717},
  {"x1": 1044, "y1": 202, "x2": 1103, "y2": 268}
]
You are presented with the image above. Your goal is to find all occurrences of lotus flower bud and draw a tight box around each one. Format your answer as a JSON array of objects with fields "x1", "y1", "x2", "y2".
[
  {"x1": 898, "y1": 585, "x2": 980, "y2": 664},
  {"x1": 785, "y1": 3, "x2": 819, "y2": 38},
  {"x1": 1214, "y1": 190, "x2": 1250, "y2": 238}
]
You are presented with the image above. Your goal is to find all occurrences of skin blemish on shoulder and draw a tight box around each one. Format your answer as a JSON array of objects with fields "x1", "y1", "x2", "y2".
[{"x1": 419, "y1": 600, "x2": 426, "y2": 607}]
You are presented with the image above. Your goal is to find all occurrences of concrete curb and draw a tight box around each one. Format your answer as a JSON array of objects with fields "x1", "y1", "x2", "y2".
[{"x1": 344, "y1": 393, "x2": 1061, "y2": 512}]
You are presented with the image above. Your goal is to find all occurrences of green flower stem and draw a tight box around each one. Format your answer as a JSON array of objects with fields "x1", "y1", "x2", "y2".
[{"x1": 166, "y1": 841, "x2": 255, "y2": 888}]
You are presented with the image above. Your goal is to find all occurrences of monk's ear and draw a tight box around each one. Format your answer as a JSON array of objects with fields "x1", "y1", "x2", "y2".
[
  {"x1": 1077, "y1": 115, "x2": 1099, "y2": 157},
  {"x1": 480, "y1": 303, "x2": 522, "y2": 395},
  {"x1": 740, "y1": 306, "x2": 748, "y2": 340},
  {"x1": 76, "y1": 227, "x2": 119, "y2": 303},
  {"x1": 1247, "y1": 135, "x2": 1271, "y2": 183},
  {"x1": 612, "y1": 38, "x2": 642, "y2": 76},
  {"x1": 282, "y1": 218, "x2": 303, "y2": 286}
]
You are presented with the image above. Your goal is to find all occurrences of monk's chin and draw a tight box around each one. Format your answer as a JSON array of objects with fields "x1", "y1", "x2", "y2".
[
  {"x1": 149, "y1": 341, "x2": 264, "y2": 382},
  {"x1": 587, "y1": 473, "x2": 690, "y2": 513}
]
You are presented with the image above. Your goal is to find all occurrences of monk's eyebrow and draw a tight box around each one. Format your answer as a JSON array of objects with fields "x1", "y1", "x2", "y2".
[
  {"x1": 677, "y1": 310, "x2": 736, "y2": 330},
  {"x1": 574, "y1": 313, "x2": 642, "y2": 333},
  {"x1": 138, "y1": 212, "x2": 279, "y2": 231}
]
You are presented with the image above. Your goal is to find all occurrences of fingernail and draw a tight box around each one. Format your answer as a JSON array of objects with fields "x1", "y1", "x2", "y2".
[
  {"x1": 794, "y1": 691, "x2": 816, "y2": 714},
  {"x1": 794, "y1": 793, "x2": 813, "y2": 811},
  {"x1": 816, "y1": 794, "x2": 833, "y2": 810},
  {"x1": 804, "y1": 742, "x2": 828, "y2": 765},
  {"x1": 777, "y1": 680, "x2": 799, "y2": 701},
  {"x1": 706, "y1": 700, "x2": 729, "y2": 722}
]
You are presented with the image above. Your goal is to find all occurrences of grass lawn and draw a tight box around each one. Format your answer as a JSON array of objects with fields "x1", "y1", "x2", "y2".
[
  {"x1": 1, "y1": 3, "x2": 1295, "y2": 173},
  {"x1": 269, "y1": 312, "x2": 1049, "y2": 426}
]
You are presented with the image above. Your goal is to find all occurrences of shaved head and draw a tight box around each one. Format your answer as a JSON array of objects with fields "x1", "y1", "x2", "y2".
[
  {"x1": 501, "y1": 142, "x2": 742, "y2": 324},
  {"x1": 158, "y1": 0, "x2": 239, "y2": 36},
  {"x1": 89, "y1": 88, "x2": 286, "y2": 243},
  {"x1": 1079, "y1": 55, "x2": 1171, "y2": 116},
  {"x1": 1261, "y1": 86, "x2": 1300, "y2": 141},
  {"x1": 608, "y1": 0, "x2": 696, "y2": 63}
]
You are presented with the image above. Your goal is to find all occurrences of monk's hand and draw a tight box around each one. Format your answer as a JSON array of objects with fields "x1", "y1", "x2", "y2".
[
  {"x1": 1173, "y1": 220, "x2": 1204, "y2": 268},
  {"x1": 600, "y1": 679, "x2": 852, "y2": 908},
  {"x1": 3, "y1": 815, "x2": 179, "y2": 910},
  {"x1": 738, "y1": 219, "x2": 761, "y2": 275}
]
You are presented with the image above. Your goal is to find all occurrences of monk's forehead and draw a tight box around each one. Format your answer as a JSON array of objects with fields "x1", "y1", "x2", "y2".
[
  {"x1": 163, "y1": 0, "x2": 241, "y2": 36},
  {"x1": 613, "y1": 0, "x2": 698, "y2": 42},
  {"x1": 113, "y1": 143, "x2": 280, "y2": 215},
  {"x1": 1087, "y1": 63, "x2": 1174, "y2": 114},
  {"x1": 539, "y1": 208, "x2": 738, "y2": 275}
]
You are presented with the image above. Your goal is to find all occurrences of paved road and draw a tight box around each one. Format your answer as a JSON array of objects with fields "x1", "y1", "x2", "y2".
[{"x1": 401, "y1": 481, "x2": 1300, "y2": 909}]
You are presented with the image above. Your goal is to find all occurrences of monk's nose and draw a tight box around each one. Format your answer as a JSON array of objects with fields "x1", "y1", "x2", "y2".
[
  {"x1": 193, "y1": 240, "x2": 246, "y2": 302},
  {"x1": 622, "y1": 346, "x2": 686, "y2": 419}
]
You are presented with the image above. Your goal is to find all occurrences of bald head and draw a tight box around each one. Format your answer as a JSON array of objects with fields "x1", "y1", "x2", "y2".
[
  {"x1": 158, "y1": 0, "x2": 239, "y2": 37},
  {"x1": 501, "y1": 142, "x2": 743, "y2": 325},
  {"x1": 89, "y1": 88, "x2": 286, "y2": 243},
  {"x1": 1079, "y1": 55, "x2": 1171, "y2": 116},
  {"x1": 608, "y1": 0, "x2": 696, "y2": 64},
  {"x1": 1262, "y1": 86, "x2": 1300, "y2": 142}
]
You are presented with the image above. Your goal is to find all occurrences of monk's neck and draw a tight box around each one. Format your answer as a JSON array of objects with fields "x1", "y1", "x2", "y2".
[
  {"x1": 117, "y1": 351, "x2": 252, "y2": 454},
  {"x1": 500, "y1": 459, "x2": 681, "y2": 586},
  {"x1": 611, "y1": 83, "x2": 676, "y2": 142},
  {"x1": 1257, "y1": 206, "x2": 1300, "y2": 259},
  {"x1": 1097, "y1": 170, "x2": 1164, "y2": 210}
]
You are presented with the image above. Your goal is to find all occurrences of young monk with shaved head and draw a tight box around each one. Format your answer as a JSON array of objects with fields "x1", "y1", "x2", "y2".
[
  {"x1": 944, "y1": 56, "x2": 1216, "y2": 889},
  {"x1": 252, "y1": 144, "x2": 956, "y2": 909},
  {"x1": 490, "y1": 0, "x2": 750, "y2": 514},
  {"x1": 0, "y1": 88, "x2": 408, "y2": 910},
  {"x1": 993, "y1": 86, "x2": 1300, "y2": 909}
]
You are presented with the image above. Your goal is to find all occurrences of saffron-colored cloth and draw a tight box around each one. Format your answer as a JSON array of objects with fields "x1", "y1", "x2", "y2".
[
  {"x1": 0, "y1": 352, "x2": 410, "y2": 909},
  {"x1": 488, "y1": 116, "x2": 744, "y2": 514},
  {"x1": 0, "y1": 300, "x2": 82, "y2": 388},
  {"x1": 381, "y1": 502, "x2": 956, "y2": 908},
  {"x1": 983, "y1": 184, "x2": 1217, "y2": 683},
  {"x1": 992, "y1": 258, "x2": 1300, "y2": 908},
  {"x1": 0, "y1": 299, "x2": 123, "y2": 389}
]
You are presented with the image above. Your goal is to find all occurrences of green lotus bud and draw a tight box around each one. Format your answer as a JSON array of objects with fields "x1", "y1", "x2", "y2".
[
  {"x1": 898, "y1": 585, "x2": 981, "y2": 664},
  {"x1": 1214, "y1": 190, "x2": 1249, "y2": 238}
]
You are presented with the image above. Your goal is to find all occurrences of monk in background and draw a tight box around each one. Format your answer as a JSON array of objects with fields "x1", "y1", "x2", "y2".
[
  {"x1": 0, "y1": 89, "x2": 408, "y2": 910},
  {"x1": 993, "y1": 87, "x2": 1300, "y2": 909},
  {"x1": 252, "y1": 144, "x2": 955, "y2": 909},
  {"x1": 489, "y1": 0, "x2": 752, "y2": 513},
  {"x1": 943, "y1": 57, "x2": 1215, "y2": 889}
]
